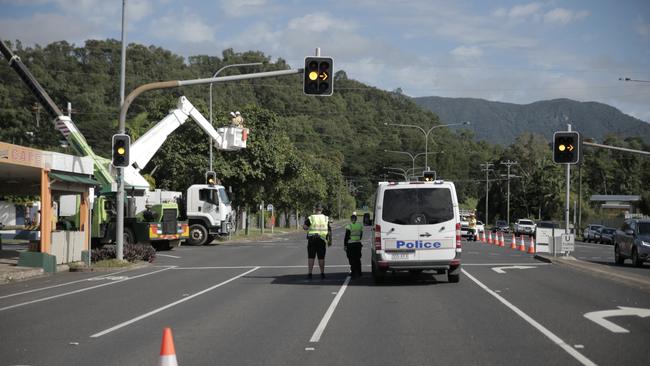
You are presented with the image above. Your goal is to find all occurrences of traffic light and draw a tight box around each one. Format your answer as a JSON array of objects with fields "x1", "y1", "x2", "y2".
[
  {"x1": 111, "y1": 134, "x2": 130, "y2": 167},
  {"x1": 304, "y1": 57, "x2": 333, "y2": 96},
  {"x1": 206, "y1": 171, "x2": 217, "y2": 186},
  {"x1": 553, "y1": 131, "x2": 580, "y2": 164},
  {"x1": 421, "y1": 170, "x2": 436, "y2": 182}
]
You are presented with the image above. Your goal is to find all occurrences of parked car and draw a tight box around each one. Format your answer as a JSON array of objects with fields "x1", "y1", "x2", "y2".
[
  {"x1": 514, "y1": 219, "x2": 536, "y2": 236},
  {"x1": 614, "y1": 219, "x2": 650, "y2": 267},
  {"x1": 583, "y1": 224, "x2": 604, "y2": 242},
  {"x1": 597, "y1": 227, "x2": 616, "y2": 245},
  {"x1": 475, "y1": 221, "x2": 485, "y2": 234},
  {"x1": 492, "y1": 220, "x2": 510, "y2": 233}
]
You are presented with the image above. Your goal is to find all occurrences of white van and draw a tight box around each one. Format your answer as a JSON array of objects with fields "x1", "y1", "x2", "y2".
[{"x1": 364, "y1": 180, "x2": 461, "y2": 283}]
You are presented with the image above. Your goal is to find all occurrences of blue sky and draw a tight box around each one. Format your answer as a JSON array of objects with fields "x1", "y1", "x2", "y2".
[{"x1": 1, "y1": 0, "x2": 649, "y2": 122}]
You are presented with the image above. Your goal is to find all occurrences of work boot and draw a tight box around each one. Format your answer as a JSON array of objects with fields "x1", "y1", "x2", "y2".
[
  {"x1": 320, "y1": 273, "x2": 326, "y2": 279},
  {"x1": 307, "y1": 273, "x2": 312, "y2": 280}
]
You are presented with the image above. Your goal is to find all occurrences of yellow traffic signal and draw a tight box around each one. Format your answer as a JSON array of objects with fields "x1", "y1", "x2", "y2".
[
  {"x1": 304, "y1": 57, "x2": 333, "y2": 96},
  {"x1": 553, "y1": 131, "x2": 580, "y2": 164},
  {"x1": 112, "y1": 134, "x2": 130, "y2": 167},
  {"x1": 206, "y1": 171, "x2": 217, "y2": 186}
]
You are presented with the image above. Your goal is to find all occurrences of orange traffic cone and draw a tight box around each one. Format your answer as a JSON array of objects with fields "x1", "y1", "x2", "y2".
[
  {"x1": 498, "y1": 232, "x2": 505, "y2": 247},
  {"x1": 510, "y1": 234, "x2": 517, "y2": 249},
  {"x1": 528, "y1": 236, "x2": 536, "y2": 254},
  {"x1": 488, "y1": 232, "x2": 493, "y2": 244},
  {"x1": 518, "y1": 235, "x2": 526, "y2": 252},
  {"x1": 479, "y1": 231, "x2": 484, "y2": 242},
  {"x1": 159, "y1": 327, "x2": 178, "y2": 366}
]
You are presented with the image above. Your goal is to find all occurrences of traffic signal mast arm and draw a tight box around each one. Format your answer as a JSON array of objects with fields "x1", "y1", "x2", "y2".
[
  {"x1": 1, "y1": 39, "x2": 115, "y2": 189},
  {"x1": 129, "y1": 96, "x2": 247, "y2": 171}
]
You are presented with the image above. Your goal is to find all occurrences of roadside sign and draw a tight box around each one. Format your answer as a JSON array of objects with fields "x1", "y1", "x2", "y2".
[
  {"x1": 267, "y1": 204, "x2": 274, "y2": 211},
  {"x1": 561, "y1": 233, "x2": 575, "y2": 252}
]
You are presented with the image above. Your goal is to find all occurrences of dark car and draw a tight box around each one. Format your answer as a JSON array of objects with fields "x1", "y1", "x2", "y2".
[
  {"x1": 492, "y1": 220, "x2": 510, "y2": 233},
  {"x1": 614, "y1": 219, "x2": 650, "y2": 266},
  {"x1": 597, "y1": 227, "x2": 616, "y2": 245}
]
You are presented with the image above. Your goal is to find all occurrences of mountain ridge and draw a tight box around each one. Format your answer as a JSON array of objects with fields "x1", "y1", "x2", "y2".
[{"x1": 412, "y1": 96, "x2": 650, "y2": 145}]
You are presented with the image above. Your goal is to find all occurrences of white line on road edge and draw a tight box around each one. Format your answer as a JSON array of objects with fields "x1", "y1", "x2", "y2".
[
  {"x1": 172, "y1": 265, "x2": 354, "y2": 270},
  {"x1": 156, "y1": 254, "x2": 181, "y2": 258},
  {"x1": 462, "y1": 269, "x2": 597, "y2": 366},
  {"x1": 0, "y1": 268, "x2": 137, "y2": 300},
  {"x1": 90, "y1": 266, "x2": 260, "y2": 338},
  {"x1": 309, "y1": 275, "x2": 351, "y2": 343},
  {"x1": 0, "y1": 267, "x2": 175, "y2": 312}
]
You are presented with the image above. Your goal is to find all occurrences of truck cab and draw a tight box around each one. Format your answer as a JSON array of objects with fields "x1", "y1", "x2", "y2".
[{"x1": 184, "y1": 184, "x2": 233, "y2": 245}]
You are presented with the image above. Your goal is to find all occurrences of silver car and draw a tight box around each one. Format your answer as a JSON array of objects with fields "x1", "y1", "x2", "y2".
[{"x1": 614, "y1": 219, "x2": 650, "y2": 267}]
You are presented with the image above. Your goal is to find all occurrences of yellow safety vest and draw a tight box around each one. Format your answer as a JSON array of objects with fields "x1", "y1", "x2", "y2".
[
  {"x1": 308, "y1": 214, "x2": 329, "y2": 238},
  {"x1": 346, "y1": 222, "x2": 363, "y2": 242}
]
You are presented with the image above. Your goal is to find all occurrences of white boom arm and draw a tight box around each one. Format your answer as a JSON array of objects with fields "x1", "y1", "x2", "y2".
[{"x1": 130, "y1": 96, "x2": 248, "y2": 171}]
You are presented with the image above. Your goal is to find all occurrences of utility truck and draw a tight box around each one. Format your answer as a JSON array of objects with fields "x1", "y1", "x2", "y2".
[
  {"x1": 1, "y1": 40, "x2": 247, "y2": 249},
  {"x1": 140, "y1": 182, "x2": 235, "y2": 246}
]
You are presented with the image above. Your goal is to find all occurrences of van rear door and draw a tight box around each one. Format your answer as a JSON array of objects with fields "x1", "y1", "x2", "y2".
[{"x1": 381, "y1": 185, "x2": 456, "y2": 261}]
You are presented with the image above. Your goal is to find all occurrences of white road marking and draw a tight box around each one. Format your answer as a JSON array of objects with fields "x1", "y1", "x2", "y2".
[
  {"x1": 156, "y1": 254, "x2": 181, "y2": 258},
  {"x1": 90, "y1": 267, "x2": 260, "y2": 338},
  {"x1": 492, "y1": 265, "x2": 536, "y2": 274},
  {"x1": 305, "y1": 347, "x2": 315, "y2": 351},
  {"x1": 309, "y1": 276, "x2": 351, "y2": 343},
  {"x1": 463, "y1": 263, "x2": 549, "y2": 267},
  {"x1": 0, "y1": 267, "x2": 175, "y2": 312},
  {"x1": 0, "y1": 268, "x2": 136, "y2": 300},
  {"x1": 172, "y1": 265, "x2": 353, "y2": 270},
  {"x1": 584, "y1": 307, "x2": 650, "y2": 333},
  {"x1": 575, "y1": 345, "x2": 585, "y2": 349},
  {"x1": 462, "y1": 269, "x2": 597, "y2": 366}
]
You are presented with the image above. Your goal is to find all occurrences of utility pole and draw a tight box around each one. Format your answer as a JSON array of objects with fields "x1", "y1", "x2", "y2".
[
  {"x1": 481, "y1": 162, "x2": 494, "y2": 226},
  {"x1": 500, "y1": 160, "x2": 518, "y2": 226},
  {"x1": 116, "y1": 0, "x2": 128, "y2": 260},
  {"x1": 565, "y1": 124, "x2": 571, "y2": 234}
]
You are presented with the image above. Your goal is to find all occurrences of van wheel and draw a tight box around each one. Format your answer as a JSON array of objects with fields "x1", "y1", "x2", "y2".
[
  {"x1": 448, "y1": 273, "x2": 460, "y2": 283},
  {"x1": 371, "y1": 262, "x2": 385, "y2": 284}
]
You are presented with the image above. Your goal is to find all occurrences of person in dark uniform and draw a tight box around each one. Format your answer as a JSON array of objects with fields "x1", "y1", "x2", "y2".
[
  {"x1": 344, "y1": 212, "x2": 363, "y2": 278},
  {"x1": 303, "y1": 203, "x2": 331, "y2": 280}
]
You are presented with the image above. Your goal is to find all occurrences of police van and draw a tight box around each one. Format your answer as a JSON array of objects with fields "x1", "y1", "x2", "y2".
[{"x1": 364, "y1": 180, "x2": 461, "y2": 283}]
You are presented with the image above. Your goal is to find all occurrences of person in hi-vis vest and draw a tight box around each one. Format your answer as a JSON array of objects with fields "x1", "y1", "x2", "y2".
[
  {"x1": 344, "y1": 212, "x2": 363, "y2": 278},
  {"x1": 303, "y1": 203, "x2": 331, "y2": 280}
]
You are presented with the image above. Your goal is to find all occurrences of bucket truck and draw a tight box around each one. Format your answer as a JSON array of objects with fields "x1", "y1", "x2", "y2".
[{"x1": 129, "y1": 96, "x2": 248, "y2": 246}]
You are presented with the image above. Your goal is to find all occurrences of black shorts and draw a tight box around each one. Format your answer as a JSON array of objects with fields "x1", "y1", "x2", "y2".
[{"x1": 307, "y1": 236, "x2": 327, "y2": 259}]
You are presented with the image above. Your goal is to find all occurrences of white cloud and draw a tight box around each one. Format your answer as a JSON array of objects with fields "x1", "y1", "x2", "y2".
[
  {"x1": 544, "y1": 8, "x2": 589, "y2": 25},
  {"x1": 220, "y1": 0, "x2": 269, "y2": 17},
  {"x1": 287, "y1": 13, "x2": 356, "y2": 32},
  {"x1": 0, "y1": 13, "x2": 99, "y2": 45},
  {"x1": 508, "y1": 2, "x2": 542, "y2": 19},
  {"x1": 450, "y1": 45, "x2": 482, "y2": 59},
  {"x1": 150, "y1": 14, "x2": 216, "y2": 43}
]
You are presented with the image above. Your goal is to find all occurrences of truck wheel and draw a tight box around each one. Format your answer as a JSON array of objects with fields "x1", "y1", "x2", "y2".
[
  {"x1": 187, "y1": 224, "x2": 208, "y2": 246},
  {"x1": 123, "y1": 228, "x2": 135, "y2": 246},
  {"x1": 371, "y1": 261, "x2": 385, "y2": 284},
  {"x1": 632, "y1": 248, "x2": 643, "y2": 267},
  {"x1": 448, "y1": 266, "x2": 461, "y2": 283}
]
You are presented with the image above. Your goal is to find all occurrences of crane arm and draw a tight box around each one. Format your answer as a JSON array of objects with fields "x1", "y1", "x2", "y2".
[{"x1": 130, "y1": 96, "x2": 247, "y2": 171}]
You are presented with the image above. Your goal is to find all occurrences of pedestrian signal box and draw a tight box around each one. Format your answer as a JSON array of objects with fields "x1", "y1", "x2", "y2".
[
  {"x1": 304, "y1": 57, "x2": 333, "y2": 96},
  {"x1": 553, "y1": 131, "x2": 580, "y2": 164},
  {"x1": 111, "y1": 134, "x2": 130, "y2": 168}
]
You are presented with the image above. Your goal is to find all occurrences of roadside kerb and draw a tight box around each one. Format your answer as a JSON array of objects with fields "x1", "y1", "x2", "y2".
[{"x1": 534, "y1": 253, "x2": 650, "y2": 292}]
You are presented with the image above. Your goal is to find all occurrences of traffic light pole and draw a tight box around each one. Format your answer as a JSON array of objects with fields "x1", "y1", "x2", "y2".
[
  {"x1": 117, "y1": 68, "x2": 303, "y2": 260},
  {"x1": 565, "y1": 124, "x2": 571, "y2": 235}
]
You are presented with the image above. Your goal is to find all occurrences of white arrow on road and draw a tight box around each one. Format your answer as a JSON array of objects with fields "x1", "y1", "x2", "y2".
[
  {"x1": 491, "y1": 265, "x2": 536, "y2": 274},
  {"x1": 584, "y1": 306, "x2": 650, "y2": 333}
]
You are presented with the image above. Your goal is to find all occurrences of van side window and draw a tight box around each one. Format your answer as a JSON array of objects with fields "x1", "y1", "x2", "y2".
[{"x1": 382, "y1": 188, "x2": 453, "y2": 225}]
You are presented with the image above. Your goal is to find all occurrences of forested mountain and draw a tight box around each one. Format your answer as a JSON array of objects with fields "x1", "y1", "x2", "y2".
[
  {"x1": 413, "y1": 96, "x2": 650, "y2": 145},
  {"x1": 1, "y1": 39, "x2": 648, "y2": 223}
]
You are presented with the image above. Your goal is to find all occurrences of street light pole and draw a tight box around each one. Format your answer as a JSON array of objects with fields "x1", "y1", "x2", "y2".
[
  {"x1": 481, "y1": 162, "x2": 494, "y2": 226},
  {"x1": 208, "y1": 62, "x2": 262, "y2": 171},
  {"x1": 383, "y1": 150, "x2": 444, "y2": 179},
  {"x1": 500, "y1": 160, "x2": 518, "y2": 226},
  {"x1": 385, "y1": 121, "x2": 469, "y2": 170}
]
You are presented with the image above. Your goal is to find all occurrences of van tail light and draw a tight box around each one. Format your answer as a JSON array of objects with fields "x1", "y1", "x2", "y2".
[
  {"x1": 374, "y1": 224, "x2": 382, "y2": 250},
  {"x1": 456, "y1": 223, "x2": 462, "y2": 249}
]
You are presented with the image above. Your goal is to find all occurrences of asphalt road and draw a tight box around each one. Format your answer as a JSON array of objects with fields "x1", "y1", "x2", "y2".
[
  {"x1": 1, "y1": 227, "x2": 649, "y2": 366},
  {"x1": 571, "y1": 240, "x2": 650, "y2": 277}
]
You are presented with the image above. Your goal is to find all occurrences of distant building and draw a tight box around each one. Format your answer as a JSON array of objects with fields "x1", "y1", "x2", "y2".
[{"x1": 589, "y1": 195, "x2": 642, "y2": 218}]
